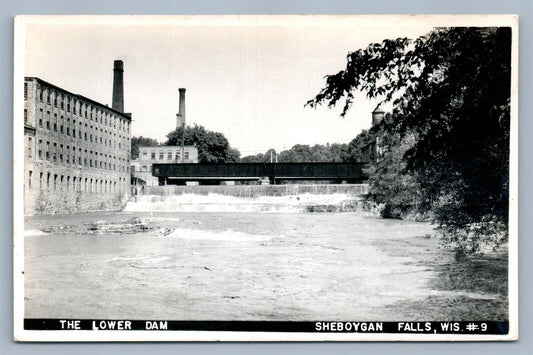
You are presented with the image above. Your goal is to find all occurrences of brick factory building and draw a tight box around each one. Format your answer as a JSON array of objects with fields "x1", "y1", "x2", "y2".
[{"x1": 23, "y1": 60, "x2": 132, "y2": 215}]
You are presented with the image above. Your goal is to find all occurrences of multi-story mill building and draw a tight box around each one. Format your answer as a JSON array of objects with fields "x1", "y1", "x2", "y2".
[{"x1": 23, "y1": 60, "x2": 132, "y2": 215}]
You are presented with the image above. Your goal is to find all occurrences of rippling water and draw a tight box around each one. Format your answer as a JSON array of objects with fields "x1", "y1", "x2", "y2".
[{"x1": 24, "y1": 208, "x2": 457, "y2": 321}]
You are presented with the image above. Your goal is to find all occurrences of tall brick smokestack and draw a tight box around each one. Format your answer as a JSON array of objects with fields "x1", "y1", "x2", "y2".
[
  {"x1": 176, "y1": 88, "x2": 186, "y2": 128},
  {"x1": 112, "y1": 60, "x2": 124, "y2": 113}
]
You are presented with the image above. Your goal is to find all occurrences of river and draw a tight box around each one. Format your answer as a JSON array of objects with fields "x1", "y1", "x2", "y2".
[
  {"x1": 23, "y1": 206, "x2": 482, "y2": 321},
  {"x1": 25, "y1": 212, "x2": 462, "y2": 320}
]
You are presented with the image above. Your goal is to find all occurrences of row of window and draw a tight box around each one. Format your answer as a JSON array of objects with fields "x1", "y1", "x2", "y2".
[
  {"x1": 27, "y1": 170, "x2": 127, "y2": 194},
  {"x1": 25, "y1": 82, "x2": 130, "y2": 133},
  {"x1": 37, "y1": 108, "x2": 129, "y2": 149},
  {"x1": 141, "y1": 150, "x2": 190, "y2": 161},
  {"x1": 27, "y1": 137, "x2": 129, "y2": 173}
]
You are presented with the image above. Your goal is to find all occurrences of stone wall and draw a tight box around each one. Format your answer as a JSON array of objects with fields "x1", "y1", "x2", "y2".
[{"x1": 32, "y1": 189, "x2": 128, "y2": 215}]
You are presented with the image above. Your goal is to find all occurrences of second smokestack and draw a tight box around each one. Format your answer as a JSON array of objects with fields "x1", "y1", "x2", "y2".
[{"x1": 176, "y1": 88, "x2": 186, "y2": 128}]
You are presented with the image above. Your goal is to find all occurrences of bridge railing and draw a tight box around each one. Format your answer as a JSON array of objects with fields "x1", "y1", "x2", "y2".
[{"x1": 138, "y1": 184, "x2": 369, "y2": 197}]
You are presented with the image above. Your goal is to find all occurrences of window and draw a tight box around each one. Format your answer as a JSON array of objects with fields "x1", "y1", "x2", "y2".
[
  {"x1": 39, "y1": 172, "x2": 43, "y2": 189},
  {"x1": 28, "y1": 171, "x2": 32, "y2": 188},
  {"x1": 167, "y1": 152, "x2": 172, "y2": 160},
  {"x1": 39, "y1": 88, "x2": 43, "y2": 102},
  {"x1": 53, "y1": 92, "x2": 57, "y2": 107},
  {"x1": 142, "y1": 151, "x2": 147, "y2": 157},
  {"x1": 184, "y1": 152, "x2": 190, "y2": 160},
  {"x1": 24, "y1": 109, "x2": 27, "y2": 124},
  {"x1": 46, "y1": 91, "x2": 50, "y2": 105},
  {"x1": 47, "y1": 173, "x2": 50, "y2": 190},
  {"x1": 151, "y1": 152, "x2": 155, "y2": 160},
  {"x1": 67, "y1": 99, "x2": 70, "y2": 112},
  {"x1": 60, "y1": 95, "x2": 64, "y2": 109},
  {"x1": 24, "y1": 83, "x2": 28, "y2": 99},
  {"x1": 27, "y1": 137, "x2": 32, "y2": 157},
  {"x1": 39, "y1": 109, "x2": 43, "y2": 127}
]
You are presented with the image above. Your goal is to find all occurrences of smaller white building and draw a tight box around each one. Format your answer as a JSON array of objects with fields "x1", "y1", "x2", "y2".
[{"x1": 131, "y1": 145, "x2": 198, "y2": 186}]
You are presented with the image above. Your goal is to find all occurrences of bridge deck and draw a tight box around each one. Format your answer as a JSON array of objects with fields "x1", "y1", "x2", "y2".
[{"x1": 152, "y1": 162, "x2": 366, "y2": 184}]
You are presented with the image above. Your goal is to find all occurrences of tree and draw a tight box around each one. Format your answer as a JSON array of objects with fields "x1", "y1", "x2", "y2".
[
  {"x1": 307, "y1": 27, "x2": 512, "y2": 253},
  {"x1": 165, "y1": 124, "x2": 241, "y2": 163},
  {"x1": 241, "y1": 144, "x2": 349, "y2": 163},
  {"x1": 343, "y1": 130, "x2": 374, "y2": 163},
  {"x1": 131, "y1": 136, "x2": 159, "y2": 159}
]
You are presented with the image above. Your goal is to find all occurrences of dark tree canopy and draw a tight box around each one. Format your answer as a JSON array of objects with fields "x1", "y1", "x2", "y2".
[
  {"x1": 308, "y1": 27, "x2": 512, "y2": 253},
  {"x1": 165, "y1": 124, "x2": 241, "y2": 163},
  {"x1": 241, "y1": 143, "x2": 349, "y2": 163},
  {"x1": 131, "y1": 136, "x2": 159, "y2": 159}
]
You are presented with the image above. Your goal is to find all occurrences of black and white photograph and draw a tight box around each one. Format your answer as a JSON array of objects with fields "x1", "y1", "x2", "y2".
[{"x1": 13, "y1": 15, "x2": 518, "y2": 341}]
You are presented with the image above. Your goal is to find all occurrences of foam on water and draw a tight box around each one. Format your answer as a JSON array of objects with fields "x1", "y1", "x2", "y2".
[
  {"x1": 24, "y1": 229, "x2": 49, "y2": 236},
  {"x1": 162, "y1": 228, "x2": 278, "y2": 242},
  {"x1": 125, "y1": 193, "x2": 358, "y2": 213}
]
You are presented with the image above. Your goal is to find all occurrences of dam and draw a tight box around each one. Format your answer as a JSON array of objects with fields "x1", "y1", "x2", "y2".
[{"x1": 127, "y1": 184, "x2": 370, "y2": 213}]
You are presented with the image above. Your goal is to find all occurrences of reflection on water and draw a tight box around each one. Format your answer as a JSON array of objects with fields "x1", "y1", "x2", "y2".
[{"x1": 24, "y1": 210, "x2": 457, "y2": 321}]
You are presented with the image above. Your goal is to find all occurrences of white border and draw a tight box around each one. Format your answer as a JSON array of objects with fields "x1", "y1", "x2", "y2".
[{"x1": 13, "y1": 14, "x2": 519, "y2": 342}]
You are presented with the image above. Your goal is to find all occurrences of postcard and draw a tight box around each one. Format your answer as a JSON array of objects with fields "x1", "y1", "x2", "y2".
[{"x1": 14, "y1": 15, "x2": 518, "y2": 341}]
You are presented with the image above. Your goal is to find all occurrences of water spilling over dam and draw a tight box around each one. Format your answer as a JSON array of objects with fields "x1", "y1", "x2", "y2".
[{"x1": 126, "y1": 184, "x2": 370, "y2": 213}]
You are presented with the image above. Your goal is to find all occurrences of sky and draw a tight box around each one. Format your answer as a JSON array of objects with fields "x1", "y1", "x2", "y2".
[{"x1": 23, "y1": 16, "x2": 435, "y2": 156}]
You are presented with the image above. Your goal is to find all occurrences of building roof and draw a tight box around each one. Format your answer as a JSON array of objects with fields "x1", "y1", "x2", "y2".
[
  {"x1": 138, "y1": 145, "x2": 197, "y2": 150},
  {"x1": 24, "y1": 77, "x2": 132, "y2": 121},
  {"x1": 372, "y1": 104, "x2": 386, "y2": 114}
]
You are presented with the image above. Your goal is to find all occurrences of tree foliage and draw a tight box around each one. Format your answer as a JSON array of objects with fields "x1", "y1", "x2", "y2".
[
  {"x1": 131, "y1": 136, "x2": 159, "y2": 159},
  {"x1": 165, "y1": 124, "x2": 241, "y2": 163},
  {"x1": 241, "y1": 143, "x2": 349, "y2": 163},
  {"x1": 308, "y1": 27, "x2": 512, "y2": 253}
]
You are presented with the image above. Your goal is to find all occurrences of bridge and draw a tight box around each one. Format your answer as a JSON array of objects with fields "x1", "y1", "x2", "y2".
[{"x1": 152, "y1": 162, "x2": 366, "y2": 185}]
